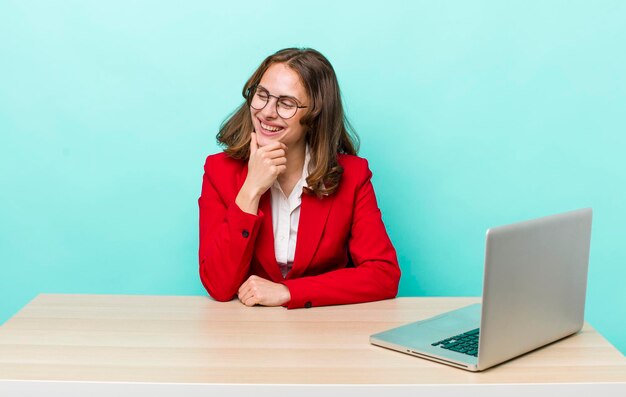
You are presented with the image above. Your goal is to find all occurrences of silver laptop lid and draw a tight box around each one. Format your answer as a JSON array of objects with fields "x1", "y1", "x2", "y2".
[{"x1": 477, "y1": 208, "x2": 592, "y2": 370}]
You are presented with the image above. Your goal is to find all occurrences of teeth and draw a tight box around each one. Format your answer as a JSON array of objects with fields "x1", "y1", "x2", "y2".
[{"x1": 261, "y1": 122, "x2": 283, "y2": 132}]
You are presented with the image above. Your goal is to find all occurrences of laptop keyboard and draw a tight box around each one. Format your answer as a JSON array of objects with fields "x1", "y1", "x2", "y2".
[{"x1": 431, "y1": 328, "x2": 480, "y2": 357}]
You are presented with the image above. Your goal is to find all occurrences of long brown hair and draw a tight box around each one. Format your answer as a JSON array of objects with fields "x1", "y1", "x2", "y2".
[{"x1": 216, "y1": 48, "x2": 359, "y2": 197}]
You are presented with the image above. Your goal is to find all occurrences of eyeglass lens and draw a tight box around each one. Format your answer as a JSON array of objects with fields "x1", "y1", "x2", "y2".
[{"x1": 249, "y1": 87, "x2": 299, "y2": 119}]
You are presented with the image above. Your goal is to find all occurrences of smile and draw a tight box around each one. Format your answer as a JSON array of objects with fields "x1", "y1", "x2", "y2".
[{"x1": 260, "y1": 120, "x2": 284, "y2": 134}]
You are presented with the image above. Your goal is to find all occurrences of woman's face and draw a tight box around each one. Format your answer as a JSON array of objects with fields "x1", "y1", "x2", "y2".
[{"x1": 250, "y1": 63, "x2": 309, "y2": 151}]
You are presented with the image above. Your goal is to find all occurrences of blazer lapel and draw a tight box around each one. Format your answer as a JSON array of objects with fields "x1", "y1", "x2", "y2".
[{"x1": 288, "y1": 192, "x2": 334, "y2": 279}]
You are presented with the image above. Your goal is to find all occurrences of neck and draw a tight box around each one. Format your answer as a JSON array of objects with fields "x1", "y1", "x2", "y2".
[{"x1": 278, "y1": 142, "x2": 306, "y2": 184}]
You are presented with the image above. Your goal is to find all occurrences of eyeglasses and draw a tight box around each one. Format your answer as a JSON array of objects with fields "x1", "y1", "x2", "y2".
[{"x1": 246, "y1": 85, "x2": 307, "y2": 119}]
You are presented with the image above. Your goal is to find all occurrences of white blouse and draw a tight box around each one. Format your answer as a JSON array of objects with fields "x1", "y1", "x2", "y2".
[{"x1": 270, "y1": 147, "x2": 311, "y2": 278}]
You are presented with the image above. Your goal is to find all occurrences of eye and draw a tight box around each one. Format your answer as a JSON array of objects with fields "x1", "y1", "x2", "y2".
[
  {"x1": 256, "y1": 91, "x2": 269, "y2": 100},
  {"x1": 278, "y1": 98, "x2": 297, "y2": 109}
]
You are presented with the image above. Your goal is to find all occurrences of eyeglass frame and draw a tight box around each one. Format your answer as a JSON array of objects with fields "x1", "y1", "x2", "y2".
[{"x1": 245, "y1": 84, "x2": 308, "y2": 119}]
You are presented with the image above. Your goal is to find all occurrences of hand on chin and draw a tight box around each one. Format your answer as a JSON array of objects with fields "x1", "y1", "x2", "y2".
[{"x1": 256, "y1": 130, "x2": 284, "y2": 147}]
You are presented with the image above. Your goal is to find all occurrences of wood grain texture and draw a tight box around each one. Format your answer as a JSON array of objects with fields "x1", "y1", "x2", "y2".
[{"x1": 0, "y1": 294, "x2": 624, "y2": 384}]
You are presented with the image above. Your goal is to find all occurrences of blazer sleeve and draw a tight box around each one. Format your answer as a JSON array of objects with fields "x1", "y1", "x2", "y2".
[
  {"x1": 281, "y1": 160, "x2": 401, "y2": 309},
  {"x1": 198, "y1": 156, "x2": 264, "y2": 301}
]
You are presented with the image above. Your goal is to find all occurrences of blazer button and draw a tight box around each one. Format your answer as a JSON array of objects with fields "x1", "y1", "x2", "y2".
[
  {"x1": 304, "y1": 301, "x2": 312, "y2": 308},
  {"x1": 242, "y1": 230, "x2": 250, "y2": 238}
]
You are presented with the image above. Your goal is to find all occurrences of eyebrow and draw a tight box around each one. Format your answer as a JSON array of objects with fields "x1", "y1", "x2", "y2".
[{"x1": 257, "y1": 85, "x2": 303, "y2": 105}]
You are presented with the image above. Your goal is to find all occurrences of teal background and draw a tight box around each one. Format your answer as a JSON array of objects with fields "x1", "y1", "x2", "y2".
[{"x1": 1, "y1": 1, "x2": 624, "y2": 354}]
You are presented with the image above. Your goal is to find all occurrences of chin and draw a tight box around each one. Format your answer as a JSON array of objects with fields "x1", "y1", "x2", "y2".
[{"x1": 256, "y1": 130, "x2": 285, "y2": 147}]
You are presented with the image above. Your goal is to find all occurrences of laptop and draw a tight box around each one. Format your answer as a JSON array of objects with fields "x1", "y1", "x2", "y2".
[{"x1": 370, "y1": 208, "x2": 593, "y2": 371}]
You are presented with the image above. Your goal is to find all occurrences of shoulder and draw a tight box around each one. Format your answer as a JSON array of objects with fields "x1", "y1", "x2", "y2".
[
  {"x1": 204, "y1": 151, "x2": 245, "y2": 170},
  {"x1": 203, "y1": 152, "x2": 246, "y2": 182},
  {"x1": 337, "y1": 153, "x2": 367, "y2": 168},
  {"x1": 337, "y1": 154, "x2": 372, "y2": 186},
  {"x1": 337, "y1": 154, "x2": 372, "y2": 182}
]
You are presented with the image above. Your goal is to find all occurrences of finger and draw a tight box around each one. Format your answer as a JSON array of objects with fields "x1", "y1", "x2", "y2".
[
  {"x1": 238, "y1": 294, "x2": 253, "y2": 306},
  {"x1": 259, "y1": 141, "x2": 287, "y2": 153},
  {"x1": 238, "y1": 276, "x2": 252, "y2": 296},
  {"x1": 264, "y1": 149, "x2": 287, "y2": 159},
  {"x1": 239, "y1": 292, "x2": 253, "y2": 304},
  {"x1": 244, "y1": 295, "x2": 258, "y2": 307},
  {"x1": 275, "y1": 142, "x2": 288, "y2": 151},
  {"x1": 275, "y1": 165, "x2": 287, "y2": 175},
  {"x1": 240, "y1": 289, "x2": 255, "y2": 304},
  {"x1": 250, "y1": 132, "x2": 258, "y2": 154},
  {"x1": 239, "y1": 283, "x2": 256, "y2": 303},
  {"x1": 237, "y1": 281, "x2": 246, "y2": 296},
  {"x1": 270, "y1": 157, "x2": 287, "y2": 167},
  {"x1": 237, "y1": 283, "x2": 247, "y2": 299}
]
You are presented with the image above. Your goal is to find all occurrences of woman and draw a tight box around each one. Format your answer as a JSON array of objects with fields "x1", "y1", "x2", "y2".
[{"x1": 198, "y1": 48, "x2": 400, "y2": 309}]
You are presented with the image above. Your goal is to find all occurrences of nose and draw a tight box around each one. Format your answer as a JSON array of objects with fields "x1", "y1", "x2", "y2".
[{"x1": 260, "y1": 96, "x2": 279, "y2": 119}]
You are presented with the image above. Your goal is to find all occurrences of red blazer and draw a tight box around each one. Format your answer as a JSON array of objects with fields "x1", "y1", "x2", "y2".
[{"x1": 198, "y1": 152, "x2": 400, "y2": 309}]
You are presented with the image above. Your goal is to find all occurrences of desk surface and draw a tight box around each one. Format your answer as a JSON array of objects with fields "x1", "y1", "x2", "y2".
[{"x1": 0, "y1": 294, "x2": 625, "y2": 385}]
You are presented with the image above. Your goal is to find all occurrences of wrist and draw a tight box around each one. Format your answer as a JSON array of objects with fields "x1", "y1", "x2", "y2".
[
  {"x1": 241, "y1": 182, "x2": 264, "y2": 201},
  {"x1": 280, "y1": 284, "x2": 291, "y2": 305},
  {"x1": 236, "y1": 183, "x2": 262, "y2": 215}
]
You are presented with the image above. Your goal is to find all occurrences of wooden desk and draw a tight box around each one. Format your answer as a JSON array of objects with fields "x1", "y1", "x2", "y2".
[{"x1": 1, "y1": 294, "x2": 624, "y2": 396}]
